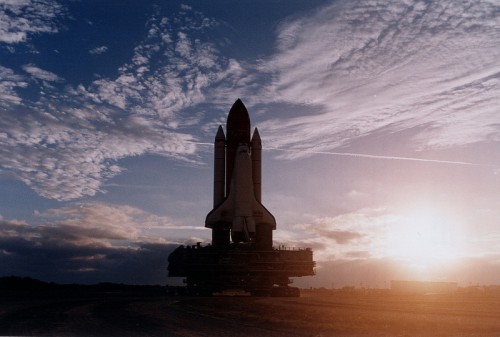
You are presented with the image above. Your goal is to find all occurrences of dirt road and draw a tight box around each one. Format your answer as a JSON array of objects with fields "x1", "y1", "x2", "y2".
[
  {"x1": 1, "y1": 292, "x2": 499, "y2": 336},
  {"x1": 0, "y1": 296, "x2": 303, "y2": 337}
]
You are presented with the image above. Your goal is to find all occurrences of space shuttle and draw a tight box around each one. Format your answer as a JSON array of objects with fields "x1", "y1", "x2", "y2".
[
  {"x1": 205, "y1": 99, "x2": 276, "y2": 249},
  {"x1": 169, "y1": 99, "x2": 315, "y2": 295}
]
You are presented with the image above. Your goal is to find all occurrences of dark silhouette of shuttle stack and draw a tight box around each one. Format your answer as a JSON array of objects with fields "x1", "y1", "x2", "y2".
[
  {"x1": 206, "y1": 99, "x2": 275, "y2": 248},
  {"x1": 168, "y1": 99, "x2": 314, "y2": 296}
]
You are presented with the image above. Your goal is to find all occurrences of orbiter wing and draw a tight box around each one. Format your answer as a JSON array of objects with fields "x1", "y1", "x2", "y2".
[{"x1": 205, "y1": 196, "x2": 276, "y2": 230}]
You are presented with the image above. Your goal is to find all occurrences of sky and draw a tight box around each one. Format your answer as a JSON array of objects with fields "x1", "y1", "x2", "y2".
[{"x1": 0, "y1": 0, "x2": 499, "y2": 288}]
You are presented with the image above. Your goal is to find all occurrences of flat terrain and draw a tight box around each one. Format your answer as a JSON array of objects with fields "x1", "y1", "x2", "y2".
[{"x1": 1, "y1": 290, "x2": 499, "y2": 336}]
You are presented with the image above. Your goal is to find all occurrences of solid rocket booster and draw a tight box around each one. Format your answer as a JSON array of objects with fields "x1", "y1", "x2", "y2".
[
  {"x1": 206, "y1": 99, "x2": 275, "y2": 248},
  {"x1": 250, "y1": 128, "x2": 262, "y2": 202},
  {"x1": 213, "y1": 126, "x2": 226, "y2": 207}
]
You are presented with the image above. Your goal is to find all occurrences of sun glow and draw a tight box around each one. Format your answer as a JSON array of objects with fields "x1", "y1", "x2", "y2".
[{"x1": 386, "y1": 206, "x2": 463, "y2": 268}]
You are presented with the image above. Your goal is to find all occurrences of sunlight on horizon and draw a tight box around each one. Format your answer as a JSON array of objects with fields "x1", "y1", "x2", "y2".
[{"x1": 385, "y1": 205, "x2": 466, "y2": 274}]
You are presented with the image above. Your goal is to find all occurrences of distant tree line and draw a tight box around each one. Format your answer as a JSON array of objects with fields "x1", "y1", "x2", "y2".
[{"x1": 0, "y1": 276, "x2": 173, "y2": 298}]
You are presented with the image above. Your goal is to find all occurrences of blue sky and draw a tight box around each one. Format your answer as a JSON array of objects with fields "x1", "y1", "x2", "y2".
[{"x1": 1, "y1": 0, "x2": 499, "y2": 287}]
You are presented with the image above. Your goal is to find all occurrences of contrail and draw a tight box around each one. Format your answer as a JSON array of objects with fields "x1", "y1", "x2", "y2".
[
  {"x1": 267, "y1": 147, "x2": 482, "y2": 166},
  {"x1": 192, "y1": 142, "x2": 214, "y2": 146},
  {"x1": 193, "y1": 142, "x2": 491, "y2": 167}
]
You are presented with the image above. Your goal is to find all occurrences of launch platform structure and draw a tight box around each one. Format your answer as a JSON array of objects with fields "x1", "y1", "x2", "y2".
[{"x1": 168, "y1": 99, "x2": 315, "y2": 296}]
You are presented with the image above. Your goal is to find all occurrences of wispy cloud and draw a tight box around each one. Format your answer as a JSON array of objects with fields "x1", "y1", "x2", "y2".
[
  {"x1": 0, "y1": 6, "x2": 243, "y2": 201},
  {"x1": 0, "y1": 65, "x2": 28, "y2": 105},
  {"x1": 1, "y1": 0, "x2": 498, "y2": 203},
  {"x1": 92, "y1": 8, "x2": 251, "y2": 124},
  {"x1": 90, "y1": 11, "x2": 221, "y2": 122},
  {"x1": 294, "y1": 209, "x2": 392, "y2": 260},
  {"x1": 22, "y1": 64, "x2": 63, "y2": 82},
  {"x1": 0, "y1": 0, "x2": 66, "y2": 44},
  {"x1": 89, "y1": 45, "x2": 108, "y2": 55},
  {"x1": 0, "y1": 103, "x2": 198, "y2": 200},
  {"x1": 260, "y1": 0, "x2": 500, "y2": 152}
]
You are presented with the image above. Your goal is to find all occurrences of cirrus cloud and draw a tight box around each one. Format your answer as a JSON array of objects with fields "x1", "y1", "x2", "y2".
[{"x1": 260, "y1": 0, "x2": 500, "y2": 153}]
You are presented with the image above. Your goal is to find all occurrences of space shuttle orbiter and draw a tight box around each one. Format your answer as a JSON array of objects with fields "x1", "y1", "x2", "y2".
[{"x1": 205, "y1": 99, "x2": 276, "y2": 248}]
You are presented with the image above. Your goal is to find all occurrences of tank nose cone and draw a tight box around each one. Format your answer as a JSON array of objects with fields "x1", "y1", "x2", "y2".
[{"x1": 227, "y1": 99, "x2": 250, "y2": 146}]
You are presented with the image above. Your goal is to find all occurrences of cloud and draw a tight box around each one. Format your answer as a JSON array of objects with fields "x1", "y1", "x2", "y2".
[
  {"x1": 0, "y1": 7, "x2": 243, "y2": 201},
  {"x1": 345, "y1": 251, "x2": 371, "y2": 259},
  {"x1": 22, "y1": 64, "x2": 63, "y2": 82},
  {"x1": 0, "y1": 0, "x2": 66, "y2": 44},
  {"x1": 316, "y1": 228, "x2": 365, "y2": 245},
  {"x1": 91, "y1": 9, "x2": 240, "y2": 122},
  {"x1": 260, "y1": 0, "x2": 500, "y2": 153},
  {"x1": 15, "y1": 203, "x2": 177, "y2": 245},
  {"x1": 2, "y1": 205, "x2": 499, "y2": 286},
  {"x1": 3, "y1": 0, "x2": 498, "y2": 203},
  {"x1": 290, "y1": 201, "x2": 500, "y2": 270},
  {"x1": 0, "y1": 204, "x2": 182, "y2": 284},
  {"x1": 0, "y1": 102, "x2": 200, "y2": 200},
  {"x1": 89, "y1": 46, "x2": 108, "y2": 55},
  {"x1": 272, "y1": 209, "x2": 392, "y2": 261},
  {"x1": 0, "y1": 65, "x2": 28, "y2": 105}
]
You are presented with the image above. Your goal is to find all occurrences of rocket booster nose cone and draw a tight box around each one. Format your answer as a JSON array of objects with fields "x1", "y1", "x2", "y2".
[
  {"x1": 251, "y1": 128, "x2": 261, "y2": 148},
  {"x1": 215, "y1": 125, "x2": 225, "y2": 141}
]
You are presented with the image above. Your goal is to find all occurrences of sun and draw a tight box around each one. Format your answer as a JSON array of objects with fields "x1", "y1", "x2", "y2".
[{"x1": 386, "y1": 206, "x2": 463, "y2": 268}]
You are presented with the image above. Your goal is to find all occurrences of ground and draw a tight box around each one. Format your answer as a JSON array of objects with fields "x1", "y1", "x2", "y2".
[{"x1": 1, "y1": 289, "x2": 499, "y2": 336}]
